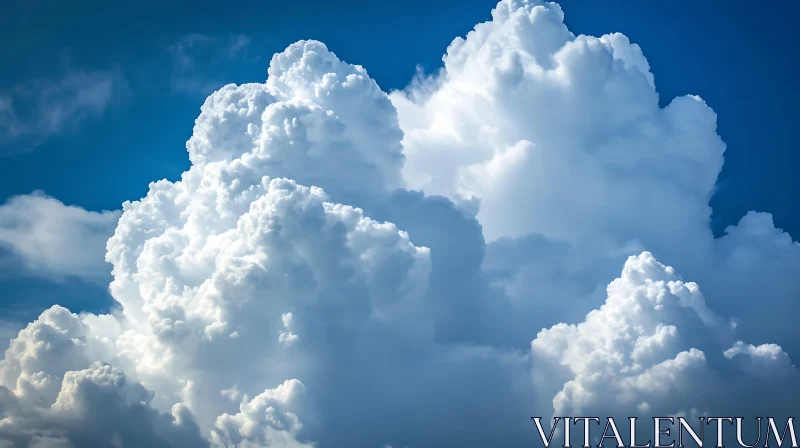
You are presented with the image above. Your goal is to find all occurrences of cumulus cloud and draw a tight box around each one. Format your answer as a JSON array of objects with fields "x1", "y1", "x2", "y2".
[
  {"x1": 1, "y1": 0, "x2": 798, "y2": 446},
  {"x1": 704, "y1": 211, "x2": 800, "y2": 356},
  {"x1": 531, "y1": 253, "x2": 796, "y2": 417},
  {"x1": 210, "y1": 379, "x2": 312, "y2": 448},
  {"x1": 392, "y1": 0, "x2": 799, "y2": 359},
  {"x1": 183, "y1": 40, "x2": 405, "y2": 199},
  {"x1": 0, "y1": 192, "x2": 119, "y2": 282},
  {"x1": 0, "y1": 307, "x2": 208, "y2": 447},
  {"x1": 0, "y1": 68, "x2": 126, "y2": 152},
  {"x1": 530, "y1": 253, "x2": 798, "y2": 445}
]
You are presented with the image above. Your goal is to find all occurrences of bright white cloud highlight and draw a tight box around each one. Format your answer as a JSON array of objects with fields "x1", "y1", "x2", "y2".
[{"x1": 392, "y1": 0, "x2": 724, "y2": 254}]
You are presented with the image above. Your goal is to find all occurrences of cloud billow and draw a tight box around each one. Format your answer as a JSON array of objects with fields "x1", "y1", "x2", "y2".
[{"x1": 0, "y1": 1, "x2": 798, "y2": 447}]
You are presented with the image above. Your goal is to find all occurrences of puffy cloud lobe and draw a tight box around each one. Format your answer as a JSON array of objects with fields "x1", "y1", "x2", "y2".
[
  {"x1": 210, "y1": 379, "x2": 313, "y2": 448},
  {"x1": 104, "y1": 174, "x2": 436, "y2": 440},
  {"x1": 186, "y1": 40, "x2": 404, "y2": 203},
  {"x1": 532, "y1": 253, "x2": 713, "y2": 417},
  {"x1": 724, "y1": 341, "x2": 796, "y2": 379},
  {"x1": 0, "y1": 306, "x2": 97, "y2": 407},
  {"x1": 278, "y1": 313, "x2": 298, "y2": 347},
  {"x1": 108, "y1": 176, "x2": 431, "y2": 338},
  {"x1": 0, "y1": 307, "x2": 207, "y2": 447},
  {"x1": 392, "y1": 0, "x2": 724, "y2": 255},
  {"x1": 0, "y1": 193, "x2": 119, "y2": 281},
  {"x1": 531, "y1": 252, "x2": 798, "y2": 424}
]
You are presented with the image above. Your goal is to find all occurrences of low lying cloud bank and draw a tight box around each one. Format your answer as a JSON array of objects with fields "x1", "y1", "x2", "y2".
[{"x1": 1, "y1": 0, "x2": 797, "y2": 446}]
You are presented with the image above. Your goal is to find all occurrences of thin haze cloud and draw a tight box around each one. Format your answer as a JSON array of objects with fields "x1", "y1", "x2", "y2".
[{"x1": 0, "y1": 68, "x2": 127, "y2": 153}]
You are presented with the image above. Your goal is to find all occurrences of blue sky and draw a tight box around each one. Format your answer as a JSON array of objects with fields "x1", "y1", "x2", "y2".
[
  {"x1": 1, "y1": 0, "x2": 797, "y2": 237},
  {"x1": 1, "y1": 1, "x2": 799, "y2": 446}
]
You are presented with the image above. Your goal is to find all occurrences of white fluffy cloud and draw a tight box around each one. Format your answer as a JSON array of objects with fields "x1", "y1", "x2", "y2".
[
  {"x1": 1, "y1": 0, "x2": 798, "y2": 446},
  {"x1": 531, "y1": 252, "x2": 797, "y2": 421},
  {"x1": 393, "y1": 0, "x2": 799, "y2": 360},
  {"x1": 0, "y1": 192, "x2": 119, "y2": 282},
  {"x1": 184, "y1": 40, "x2": 405, "y2": 200},
  {"x1": 0, "y1": 306, "x2": 208, "y2": 447},
  {"x1": 391, "y1": 0, "x2": 723, "y2": 260},
  {"x1": 210, "y1": 379, "x2": 312, "y2": 448}
]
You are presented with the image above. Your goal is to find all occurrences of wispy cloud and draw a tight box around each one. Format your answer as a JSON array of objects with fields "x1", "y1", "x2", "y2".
[
  {"x1": 168, "y1": 33, "x2": 256, "y2": 94},
  {"x1": 0, "y1": 67, "x2": 127, "y2": 153},
  {"x1": 0, "y1": 191, "x2": 119, "y2": 282}
]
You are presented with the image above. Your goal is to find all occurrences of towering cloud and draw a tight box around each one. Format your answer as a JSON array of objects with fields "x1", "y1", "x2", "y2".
[
  {"x1": 0, "y1": 0, "x2": 797, "y2": 446},
  {"x1": 392, "y1": 0, "x2": 800, "y2": 359}
]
